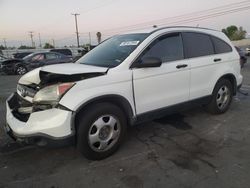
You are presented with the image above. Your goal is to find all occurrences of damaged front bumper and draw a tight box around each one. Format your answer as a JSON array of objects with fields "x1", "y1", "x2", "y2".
[{"x1": 5, "y1": 93, "x2": 75, "y2": 147}]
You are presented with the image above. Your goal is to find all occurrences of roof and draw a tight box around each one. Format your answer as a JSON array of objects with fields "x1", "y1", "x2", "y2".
[{"x1": 123, "y1": 26, "x2": 219, "y2": 34}]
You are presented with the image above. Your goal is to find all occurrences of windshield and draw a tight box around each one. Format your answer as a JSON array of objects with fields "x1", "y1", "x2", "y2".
[
  {"x1": 23, "y1": 53, "x2": 34, "y2": 61},
  {"x1": 77, "y1": 33, "x2": 148, "y2": 68}
]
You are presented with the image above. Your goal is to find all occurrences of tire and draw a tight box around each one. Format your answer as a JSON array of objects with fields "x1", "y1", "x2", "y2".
[
  {"x1": 15, "y1": 66, "x2": 27, "y2": 75},
  {"x1": 206, "y1": 79, "x2": 233, "y2": 114},
  {"x1": 76, "y1": 103, "x2": 127, "y2": 160}
]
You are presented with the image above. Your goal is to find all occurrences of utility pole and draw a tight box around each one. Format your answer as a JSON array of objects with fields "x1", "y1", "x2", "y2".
[
  {"x1": 89, "y1": 32, "x2": 92, "y2": 45},
  {"x1": 38, "y1": 33, "x2": 42, "y2": 48},
  {"x1": 3, "y1": 38, "x2": 7, "y2": 49},
  {"x1": 71, "y1": 13, "x2": 80, "y2": 47},
  {"x1": 52, "y1": 39, "x2": 55, "y2": 48},
  {"x1": 28, "y1": 31, "x2": 35, "y2": 48}
]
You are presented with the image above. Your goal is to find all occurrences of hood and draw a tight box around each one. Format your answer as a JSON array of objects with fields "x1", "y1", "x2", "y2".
[
  {"x1": 18, "y1": 63, "x2": 108, "y2": 86},
  {"x1": 19, "y1": 68, "x2": 41, "y2": 85},
  {"x1": 1, "y1": 59, "x2": 23, "y2": 65},
  {"x1": 40, "y1": 63, "x2": 108, "y2": 75}
]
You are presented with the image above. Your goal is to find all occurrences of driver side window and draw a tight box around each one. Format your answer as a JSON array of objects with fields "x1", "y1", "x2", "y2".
[
  {"x1": 31, "y1": 54, "x2": 45, "y2": 62},
  {"x1": 141, "y1": 33, "x2": 184, "y2": 63}
]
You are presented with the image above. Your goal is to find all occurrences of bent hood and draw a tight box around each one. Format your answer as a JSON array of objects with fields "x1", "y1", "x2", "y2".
[
  {"x1": 41, "y1": 63, "x2": 108, "y2": 75},
  {"x1": 19, "y1": 63, "x2": 108, "y2": 85}
]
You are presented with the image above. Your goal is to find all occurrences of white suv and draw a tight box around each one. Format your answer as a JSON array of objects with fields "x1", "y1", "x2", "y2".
[{"x1": 5, "y1": 27, "x2": 242, "y2": 160}]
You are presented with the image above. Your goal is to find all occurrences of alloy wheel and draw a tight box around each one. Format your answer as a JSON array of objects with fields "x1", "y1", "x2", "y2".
[{"x1": 16, "y1": 67, "x2": 26, "y2": 75}]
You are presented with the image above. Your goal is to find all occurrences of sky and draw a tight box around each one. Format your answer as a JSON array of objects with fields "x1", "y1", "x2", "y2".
[{"x1": 0, "y1": 0, "x2": 250, "y2": 47}]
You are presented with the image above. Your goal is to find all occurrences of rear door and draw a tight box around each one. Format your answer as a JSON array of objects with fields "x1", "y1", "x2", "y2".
[
  {"x1": 182, "y1": 32, "x2": 233, "y2": 100},
  {"x1": 132, "y1": 33, "x2": 190, "y2": 114},
  {"x1": 45, "y1": 53, "x2": 62, "y2": 65}
]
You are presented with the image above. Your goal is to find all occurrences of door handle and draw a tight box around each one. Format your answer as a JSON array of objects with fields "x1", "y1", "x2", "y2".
[
  {"x1": 176, "y1": 64, "x2": 188, "y2": 69},
  {"x1": 214, "y1": 58, "x2": 221, "y2": 62}
]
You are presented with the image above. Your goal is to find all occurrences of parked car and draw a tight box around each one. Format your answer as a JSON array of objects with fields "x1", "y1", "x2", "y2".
[
  {"x1": 235, "y1": 46, "x2": 247, "y2": 67},
  {"x1": 73, "y1": 49, "x2": 88, "y2": 62},
  {"x1": 50, "y1": 48, "x2": 72, "y2": 57},
  {"x1": 245, "y1": 47, "x2": 250, "y2": 56},
  {"x1": 12, "y1": 52, "x2": 33, "y2": 59},
  {"x1": 1, "y1": 52, "x2": 72, "y2": 75},
  {"x1": 5, "y1": 27, "x2": 242, "y2": 160},
  {"x1": 0, "y1": 55, "x2": 8, "y2": 63},
  {"x1": 0, "y1": 55, "x2": 8, "y2": 72}
]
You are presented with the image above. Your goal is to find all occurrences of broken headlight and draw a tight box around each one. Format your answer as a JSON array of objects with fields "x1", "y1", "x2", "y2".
[{"x1": 33, "y1": 82, "x2": 75, "y2": 104}]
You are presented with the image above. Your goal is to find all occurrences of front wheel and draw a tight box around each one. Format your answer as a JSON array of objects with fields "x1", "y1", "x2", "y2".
[
  {"x1": 16, "y1": 66, "x2": 27, "y2": 75},
  {"x1": 77, "y1": 103, "x2": 127, "y2": 160},
  {"x1": 206, "y1": 79, "x2": 233, "y2": 114}
]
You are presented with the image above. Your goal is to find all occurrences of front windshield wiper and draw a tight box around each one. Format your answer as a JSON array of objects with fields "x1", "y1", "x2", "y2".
[{"x1": 80, "y1": 62, "x2": 114, "y2": 68}]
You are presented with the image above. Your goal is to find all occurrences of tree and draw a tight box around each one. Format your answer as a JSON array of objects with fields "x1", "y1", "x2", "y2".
[
  {"x1": 18, "y1": 45, "x2": 34, "y2": 49},
  {"x1": 222, "y1": 25, "x2": 247, "y2": 41},
  {"x1": 96, "y1": 32, "x2": 102, "y2": 44},
  {"x1": 43, "y1": 43, "x2": 54, "y2": 49},
  {"x1": 0, "y1": 45, "x2": 5, "y2": 50}
]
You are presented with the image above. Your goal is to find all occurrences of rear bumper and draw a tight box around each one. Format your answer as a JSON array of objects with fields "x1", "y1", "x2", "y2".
[
  {"x1": 237, "y1": 74, "x2": 243, "y2": 87},
  {"x1": 237, "y1": 84, "x2": 242, "y2": 90},
  {"x1": 5, "y1": 93, "x2": 75, "y2": 147}
]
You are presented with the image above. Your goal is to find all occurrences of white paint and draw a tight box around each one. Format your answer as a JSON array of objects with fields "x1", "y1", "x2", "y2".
[
  {"x1": 6, "y1": 26, "x2": 242, "y2": 139},
  {"x1": 41, "y1": 63, "x2": 108, "y2": 75}
]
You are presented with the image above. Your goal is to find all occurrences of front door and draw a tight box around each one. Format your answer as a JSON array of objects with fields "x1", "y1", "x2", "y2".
[{"x1": 132, "y1": 33, "x2": 190, "y2": 114}]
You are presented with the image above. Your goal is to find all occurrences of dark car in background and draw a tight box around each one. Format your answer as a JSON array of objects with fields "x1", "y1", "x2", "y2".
[
  {"x1": 73, "y1": 48, "x2": 88, "y2": 62},
  {"x1": 50, "y1": 49, "x2": 72, "y2": 57},
  {"x1": 0, "y1": 55, "x2": 8, "y2": 63},
  {"x1": 0, "y1": 55, "x2": 9, "y2": 73},
  {"x1": 1, "y1": 52, "x2": 73, "y2": 75},
  {"x1": 235, "y1": 46, "x2": 247, "y2": 68},
  {"x1": 12, "y1": 52, "x2": 33, "y2": 59}
]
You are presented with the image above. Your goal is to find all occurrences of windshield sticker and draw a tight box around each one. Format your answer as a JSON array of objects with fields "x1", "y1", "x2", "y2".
[{"x1": 120, "y1": 41, "x2": 140, "y2": 46}]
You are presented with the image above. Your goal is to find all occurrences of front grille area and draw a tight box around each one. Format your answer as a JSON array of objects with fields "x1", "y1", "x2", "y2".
[
  {"x1": 12, "y1": 110, "x2": 30, "y2": 122},
  {"x1": 8, "y1": 93, "x2": 32, "y2": 122}
]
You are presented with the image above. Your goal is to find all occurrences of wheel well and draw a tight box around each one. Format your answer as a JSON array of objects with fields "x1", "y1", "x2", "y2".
[
  {"x1": 217, "y1": 74, "x2": 237, "y2": 95},
  {"x1": 74, "y1": 95, "x2": 135, "y2": 130}
]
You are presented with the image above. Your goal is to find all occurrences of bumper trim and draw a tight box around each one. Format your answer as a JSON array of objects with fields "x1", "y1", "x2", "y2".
[{"x1": 5, "y1": 123, "x2": 75, "y2": 147}]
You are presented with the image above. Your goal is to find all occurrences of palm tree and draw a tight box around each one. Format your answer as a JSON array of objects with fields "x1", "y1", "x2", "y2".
[{"x1": 96, "y1": 32, "x2": 102, "y2": 44}]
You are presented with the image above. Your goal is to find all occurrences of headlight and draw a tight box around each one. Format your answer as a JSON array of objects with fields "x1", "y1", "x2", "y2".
[{"x1": 33, "y1": 82, "x2": 75, "y2": 104}]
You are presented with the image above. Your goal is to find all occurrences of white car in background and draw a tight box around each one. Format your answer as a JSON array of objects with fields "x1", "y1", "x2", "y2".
[
  {"x1": 246, "y1": 47, "x2": 250, "y2": 56},
  {"x1": 5, "y1": 26, "x2": 242, "y2": 160}
]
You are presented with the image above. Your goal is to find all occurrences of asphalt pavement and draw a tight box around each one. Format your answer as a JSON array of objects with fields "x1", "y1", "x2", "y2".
[{"x1": 0, "y1": 61, "x2": 250, "y2": 188}]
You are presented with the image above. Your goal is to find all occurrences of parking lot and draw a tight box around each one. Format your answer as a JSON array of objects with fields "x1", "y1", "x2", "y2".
[{"x1": 0, "y1": 60, "x2": 250, "y2": 188}]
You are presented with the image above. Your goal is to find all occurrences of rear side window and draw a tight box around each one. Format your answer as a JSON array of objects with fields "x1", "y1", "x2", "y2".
[
  {"x1": 51, "y1": 49, "x2": 72, "y2": 56},
  {"x1": 46, "y1": 53, "x2": 59, "y2": 60},
  {"x1": 182, "y1": 32, "x2": 214, "y2": 58},
  {"x1": 141, "y1": 33, "x2": 184, "y2": 63},
  {"x1": 211, "y1": 36, "x2": 232, "y2": 54}
]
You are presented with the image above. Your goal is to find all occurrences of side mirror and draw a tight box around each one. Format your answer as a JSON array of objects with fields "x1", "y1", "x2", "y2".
[{"x1": 135, "y1": 57, "x2": 162, "y2": 68}]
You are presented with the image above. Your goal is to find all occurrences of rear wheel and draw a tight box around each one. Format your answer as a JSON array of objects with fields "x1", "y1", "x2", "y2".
[
  {"x1": 77, "y1": 103, "x2": 127, "y2": 160},
  {"x1": 206, "y1": 79, "x2": 233, "y2": 114},
  {"x1": 16, "y1": 66, "x2": 27, "y2": 75}
]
